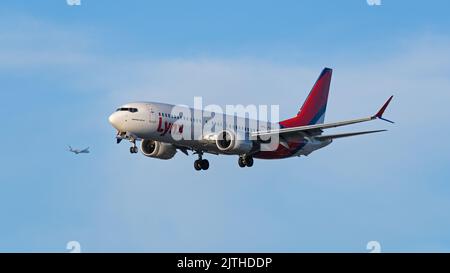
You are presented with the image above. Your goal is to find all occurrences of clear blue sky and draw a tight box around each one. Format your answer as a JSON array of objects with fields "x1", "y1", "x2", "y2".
[{"x1": 1, "y1": 0, "x2": 450, "y2": 252}]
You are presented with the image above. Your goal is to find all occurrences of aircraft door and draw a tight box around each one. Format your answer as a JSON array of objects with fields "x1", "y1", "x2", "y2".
[{"x1": 149, "y1": 107, "x2": 157, "y2": 123}]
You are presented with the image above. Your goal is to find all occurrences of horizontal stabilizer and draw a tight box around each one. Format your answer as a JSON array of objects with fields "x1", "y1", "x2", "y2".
[{"x1": 315, "y1": 130, "x2": 387, "y2": 141}]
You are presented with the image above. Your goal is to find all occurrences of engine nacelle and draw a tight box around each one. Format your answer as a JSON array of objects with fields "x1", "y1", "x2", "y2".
[
  {"x1": 141, "y1": 140, "x2": 177, "y2": 160},
  {"x1": 215, "y1": 130, "x2": 253, "y2": 154}
]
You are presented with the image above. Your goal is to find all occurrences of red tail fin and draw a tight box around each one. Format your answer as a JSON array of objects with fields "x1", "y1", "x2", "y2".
[{"x1": 280, "y1": 68, "x2": 332, "y2": 128}]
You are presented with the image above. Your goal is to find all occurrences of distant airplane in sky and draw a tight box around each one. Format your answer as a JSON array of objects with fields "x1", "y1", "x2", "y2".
[
  {"x1": 68, "y1": 146, "x2": 90, "y2": 154},
  {"x1": 108, "y1": 68, "x2": 393, "y2": 171}
]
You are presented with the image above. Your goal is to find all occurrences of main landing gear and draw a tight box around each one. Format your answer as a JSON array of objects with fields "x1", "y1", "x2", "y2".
[
  {"x1": 238, "y1": 155, "x2": 254, "y2": 168},
  {"x1": 194, "y1": 151, "x2": 209, "y2": 171}
]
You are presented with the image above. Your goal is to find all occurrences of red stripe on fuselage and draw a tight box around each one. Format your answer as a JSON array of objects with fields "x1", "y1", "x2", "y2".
[{"x1": 254, "y1": 139, "x2": 306, "y2": 159}]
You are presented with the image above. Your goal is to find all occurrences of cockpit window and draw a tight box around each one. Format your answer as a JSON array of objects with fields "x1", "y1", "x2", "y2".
[{"x1": 116, "y1": 107, "x2": 138, "y2": 113}]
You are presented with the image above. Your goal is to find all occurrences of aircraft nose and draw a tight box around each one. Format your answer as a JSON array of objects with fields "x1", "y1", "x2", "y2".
[{"x1": 108, "y1": 112, "x2": 120, "y2": 129}]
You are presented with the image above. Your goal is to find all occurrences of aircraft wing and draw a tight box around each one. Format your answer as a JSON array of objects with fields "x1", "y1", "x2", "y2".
[
  {"x1": 252, "y1": 96, "x2": 393, "y2": 138},
  {"x1": 314, "y1": 130, "x2": 387, "y2": 141}
]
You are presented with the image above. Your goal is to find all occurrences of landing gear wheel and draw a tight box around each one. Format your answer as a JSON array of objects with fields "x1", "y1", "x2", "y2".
[
  {"x1": 238, "y1": 156, "x2": 254, "y2": 168},
  {"x1": 201, "y1": 159, "x2": 209, "y2": 170},
  {"x1": 129, "y1": 138, "x2": 138, "y2": 154},
  {"x1": 194, "y1": 151, "x2": 209, "y2": 171},
  {"x1": 194, "y1": 160, "x2": 202, "y2": 171},
  {"x1": 245, "y1": 157, "x2": 254, "y2": 167},
  {"x1": 238, "y1": 157, "x2": 246, "y2": 168}
]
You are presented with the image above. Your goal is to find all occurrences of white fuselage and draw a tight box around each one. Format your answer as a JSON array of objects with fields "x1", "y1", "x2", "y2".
[{"x1": 108, "y1": 101, "x2": 330, "y2": 158}]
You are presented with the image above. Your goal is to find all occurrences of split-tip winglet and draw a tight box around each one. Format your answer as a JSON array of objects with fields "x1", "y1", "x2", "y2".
[{"x1": 374, "y1": 95, "x2": 394, "y2": 123}]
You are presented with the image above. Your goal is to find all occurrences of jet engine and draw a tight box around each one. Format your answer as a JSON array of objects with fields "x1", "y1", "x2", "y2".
[
  {"x1": 215, "y1": 130, "x2": 253, "y2": 154},
  {"x1": 141, "y1": 140, "x2": 177, "y2": 160}
]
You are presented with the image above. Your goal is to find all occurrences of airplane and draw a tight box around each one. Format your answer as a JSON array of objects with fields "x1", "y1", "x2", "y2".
[
  {"x1": 108, "y1": 68, "x2": 393, "y2": 171},
  {"x1": 68, "y1": 146, "x2": 90, "y2": 154}
]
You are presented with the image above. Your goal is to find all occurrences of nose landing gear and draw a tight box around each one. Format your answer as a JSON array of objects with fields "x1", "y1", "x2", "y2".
[
  {"x1": 129, "y1": 139, "x2": 138, "y2": 154},
  {"x1": 129, "y1": 145, "x2": 138, "y2": 154},
  {"x1": 116, "y1": 131, "x2": 139, "y2": 154}
]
